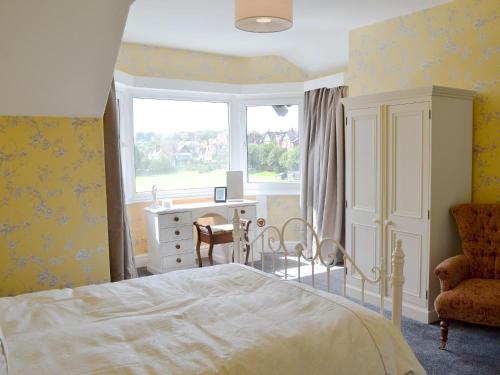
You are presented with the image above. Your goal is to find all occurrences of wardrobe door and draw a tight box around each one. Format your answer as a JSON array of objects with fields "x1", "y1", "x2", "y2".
[
  {"x1": 345, "y1": 107, "x2": 382, "y2": 293},
  {"x1": 385, "y1": 102, "x2": 430, "y2": 308}
]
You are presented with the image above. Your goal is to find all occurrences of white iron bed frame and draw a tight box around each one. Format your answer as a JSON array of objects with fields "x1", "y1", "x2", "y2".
[{"x1": 231, "y1": 210, "x2": 406, "y2": 329}]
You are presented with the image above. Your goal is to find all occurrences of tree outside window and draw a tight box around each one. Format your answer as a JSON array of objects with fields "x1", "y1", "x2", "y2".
[{"x1": 246, "y1": 105, "x2": 299, "y2": 183}]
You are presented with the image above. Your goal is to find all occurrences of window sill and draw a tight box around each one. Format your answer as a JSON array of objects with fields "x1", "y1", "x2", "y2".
[
  {"x1": 126, "y1": 188, "x2": 214, "y2": 205},
  {"x1": 245, "y1": 182, "x2": 299, "y2": 196},
  {"x1": 125, "y1": 184, "x2": 299, "y2": 204}
]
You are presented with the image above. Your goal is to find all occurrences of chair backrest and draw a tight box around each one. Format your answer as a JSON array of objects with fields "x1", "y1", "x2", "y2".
[{"x1": 451, "y1": 204, "x2": 500, "y2": 279}]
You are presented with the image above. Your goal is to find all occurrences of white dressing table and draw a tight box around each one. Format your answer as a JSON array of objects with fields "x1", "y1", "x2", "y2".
[{"x1": 145, "y1": 200, "x2": 257, "y2": 274}]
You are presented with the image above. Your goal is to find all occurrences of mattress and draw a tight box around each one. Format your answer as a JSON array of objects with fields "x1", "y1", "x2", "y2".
[{"x1": 0, "y1": 264, "x2": 425, "y2": 374}]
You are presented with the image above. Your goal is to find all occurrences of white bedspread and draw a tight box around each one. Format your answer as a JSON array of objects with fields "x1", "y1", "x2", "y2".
[{"x1": 0, "y1": 264, "x2": 425, "y2": 375}]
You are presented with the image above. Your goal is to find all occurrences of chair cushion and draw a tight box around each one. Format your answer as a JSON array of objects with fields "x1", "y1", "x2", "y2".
[
  {"x1": 434, "y1": 278, "x2": 500, "y2": 326},
  {"x1": 211, "y1": 224, "x2": 234, "y2": 233},
  {"x1": 198, "y1": 219, "x2": 251, "y2": 235},
  {"x1": 199, "y1": 224, "x2": 234, "y2": 234}
]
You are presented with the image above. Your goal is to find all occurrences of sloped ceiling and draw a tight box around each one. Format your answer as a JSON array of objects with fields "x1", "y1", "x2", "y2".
[{"x1": 0, "y1": 0, "x2": 134, "y2": 117}]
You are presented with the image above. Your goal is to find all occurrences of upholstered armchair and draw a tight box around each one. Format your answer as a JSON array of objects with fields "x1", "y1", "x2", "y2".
[{"x1": 434, "y1": 204, "x2": 500, "y2": 349}]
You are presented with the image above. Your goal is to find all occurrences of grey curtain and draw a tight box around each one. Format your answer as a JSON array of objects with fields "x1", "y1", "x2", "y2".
[
  {"x1": 104, "y1": 79, "x2": 137, "y2": 281},
  {"x1": 300, "y1": 86, "x2": 347, "y2": 261}
]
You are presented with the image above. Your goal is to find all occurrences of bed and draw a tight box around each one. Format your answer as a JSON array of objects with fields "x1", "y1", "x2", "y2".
[
  {"x1": 0, "y1": 263, "x2": 424, "y2": 375},
  {"x1": 0, "y1": 213, "x2": 425, "y2": 374}
]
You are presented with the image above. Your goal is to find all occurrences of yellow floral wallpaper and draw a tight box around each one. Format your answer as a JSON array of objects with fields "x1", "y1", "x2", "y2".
[
  {"x1": 0, "y1": 116, "x2": 110, "y2": 296},
  {"x1": 116, "y1": 42, "x2": 306, "y2": 84},
  {"x1": 348, "y1": 0, "x2": 499, "y2": 202}
]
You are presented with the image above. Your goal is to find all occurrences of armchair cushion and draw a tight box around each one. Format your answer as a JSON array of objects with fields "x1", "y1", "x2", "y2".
[
  {"x1": 434, "y1": 278, "x2": 500, "y2": 326},
  {"x1": 434, "y1": 255, "x2": 471, "y2": 291}
]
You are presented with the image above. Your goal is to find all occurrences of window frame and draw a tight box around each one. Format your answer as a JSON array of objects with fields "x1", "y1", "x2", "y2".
[
  {"x1": 239, "y1": 96, "x2": 303, "y2": 196},
  {"x1": 117, "y1": 85, "x2": 303, "y2": 203}
]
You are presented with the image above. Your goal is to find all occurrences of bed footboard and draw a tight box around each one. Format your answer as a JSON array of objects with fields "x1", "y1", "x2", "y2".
[{"x1": 231, "y1": 211, "x2": 406, "y2": 330}]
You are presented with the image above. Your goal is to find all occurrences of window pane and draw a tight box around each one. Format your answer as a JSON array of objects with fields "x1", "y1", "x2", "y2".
[
  {"x1": 246, "y1": 105, "x2": 299, "y2": 183},
  {"x1": 133, "y1": 98, "x2": 229, "y2": 192}
]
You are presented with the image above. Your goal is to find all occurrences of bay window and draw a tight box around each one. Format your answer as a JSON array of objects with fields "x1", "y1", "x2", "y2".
[{"x1": 117, "y1": 85, "x2": 303, "y2": 202}]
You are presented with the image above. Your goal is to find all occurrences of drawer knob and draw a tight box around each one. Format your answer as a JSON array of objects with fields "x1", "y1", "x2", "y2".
[
  {"x1": 176, "y1": 258, "x2": 182, "y2": 263},
  {"x1": 175, "y1": 230, "x2": 180, "y2": 235},
  {"x1": 175, "y1": 244, "x2": 181, "y2": 250},
  {"x1": 241, "y1": 209, "x2": 246, "y2": 214},
  {"x1": 174, "y1": 216, "x2": 179, "y2": 222}
]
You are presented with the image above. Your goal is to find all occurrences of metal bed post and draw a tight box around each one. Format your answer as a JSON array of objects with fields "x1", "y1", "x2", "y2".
[{"x1": 232, "y1": 209, "x2": 241, "y2": 264}]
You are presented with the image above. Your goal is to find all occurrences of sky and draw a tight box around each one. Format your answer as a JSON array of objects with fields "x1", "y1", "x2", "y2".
[
  {"x1": 247, "y1": 105, "x2": 298, "y2": 134},
  {"x1": 133, "y1": 98, "x2": 298, "y2": 136}
]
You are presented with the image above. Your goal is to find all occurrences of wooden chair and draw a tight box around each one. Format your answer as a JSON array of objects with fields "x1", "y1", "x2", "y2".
[{"x1": 193, "y1": 220, "x2": 252, "y2": 267}]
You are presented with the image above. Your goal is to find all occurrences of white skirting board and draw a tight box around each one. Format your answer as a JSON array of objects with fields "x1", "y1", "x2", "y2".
[
  {"x1": 345, "y1": 285, "x2": 438, "y2": 324},
  {"x1": 134, "y1": 253, "x2": 148, "y2": 268}
]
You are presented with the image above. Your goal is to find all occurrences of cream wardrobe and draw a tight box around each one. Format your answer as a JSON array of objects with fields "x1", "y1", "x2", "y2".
[{"x1": 341, "y1": 86, "x2": 474, "y2": 323}]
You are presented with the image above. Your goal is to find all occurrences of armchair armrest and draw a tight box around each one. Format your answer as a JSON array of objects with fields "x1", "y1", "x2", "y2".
[{"x1": 434, "y1": 255, "x2": 471, "y2": 292}]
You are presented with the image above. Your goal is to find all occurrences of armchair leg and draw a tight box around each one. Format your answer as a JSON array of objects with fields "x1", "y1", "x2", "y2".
[{"x1": 439, "y1": 320, "x2": 449, "y2": 350}]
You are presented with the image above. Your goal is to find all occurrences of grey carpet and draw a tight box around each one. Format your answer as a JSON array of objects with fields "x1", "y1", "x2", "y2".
[{"x1": 137, "y1": 256, "x2": 500, "y2": 375}]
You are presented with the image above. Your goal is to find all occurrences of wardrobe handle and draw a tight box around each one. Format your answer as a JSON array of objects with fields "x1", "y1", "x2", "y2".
[
  {"x1": 176, "y1": 258, "x2": 182, "y2": 264},
  {"x1": 174, "y1": 216, "x2": 180, "y2": 222},
  {"x1": 175, "y1": 230, "x2": 180, "y2": 235},
  {"x1": 384, "y1": 220, "x2": 394, "y2": 226},
  {"x1": 175, "y1": 244, "x2": 181, "y2": 250}
]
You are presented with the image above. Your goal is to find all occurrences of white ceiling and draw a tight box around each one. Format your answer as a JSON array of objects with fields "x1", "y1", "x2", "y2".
[{"x1": 123, "y1": 0, "x2": 451, "y2": 77}]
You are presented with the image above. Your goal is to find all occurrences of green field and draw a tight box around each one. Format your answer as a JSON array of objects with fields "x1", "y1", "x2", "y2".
[
  {"x1": 136, "y1": 169, "x2": 282, "y2": 192},
  {"x1": 248, "y1": 171, "x2": 282, "y2": 182}
]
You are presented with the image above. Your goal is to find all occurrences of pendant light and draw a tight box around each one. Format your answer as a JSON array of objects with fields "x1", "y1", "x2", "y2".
[{"x1": 235, "y1": 0, "x2": 293, "y2": 33}]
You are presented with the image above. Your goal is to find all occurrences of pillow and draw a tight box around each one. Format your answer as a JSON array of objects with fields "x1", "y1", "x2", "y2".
[{"x1": 0, "y1": 326, "x2": 7, "y2": 375}]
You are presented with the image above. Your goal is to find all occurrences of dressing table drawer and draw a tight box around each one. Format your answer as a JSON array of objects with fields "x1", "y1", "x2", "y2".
[
  {"x1": 159, "y1": 211, "x2": 192, "y2": 228},
  {"x1": 159, "y1": 225, "x2": 193, "y2": 242},
  {"x1": 231, "y1": 205, "x2": 256, "y2": 221},
  {"x1": 159, "y1": 239, "x2": 193, "y2": 256},
  {"x1": 161, "y1": 253, "x2": 195, "y2": 271}
]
